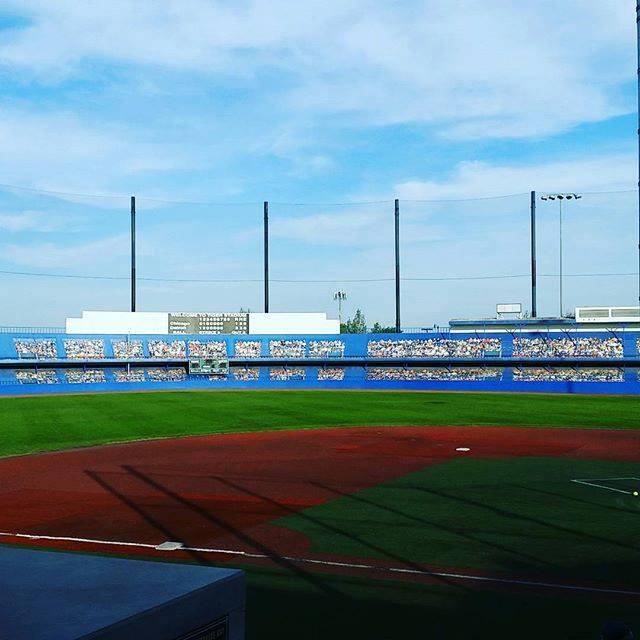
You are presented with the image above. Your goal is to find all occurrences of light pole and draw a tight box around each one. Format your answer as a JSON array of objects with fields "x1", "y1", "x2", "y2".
[
  {"x1": 540, "y1": 193, "x2": 582, "y2": 317},
  {"x1": 333, "y1": 291, "x2": 347, "y2": 325},
  {"x1": 636, "y1": 1, "x2": 640, "y2": 308}
]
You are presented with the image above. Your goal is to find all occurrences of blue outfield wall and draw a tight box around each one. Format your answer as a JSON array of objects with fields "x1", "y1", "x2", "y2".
[
  {"x1": 0, "y1": 331, "x2": 638, "y2": 395},
  {"x1": 2, "y1": 374, "x2": 639, "y2": 396}
]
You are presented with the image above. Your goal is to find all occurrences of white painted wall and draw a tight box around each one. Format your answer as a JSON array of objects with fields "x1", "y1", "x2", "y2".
[
  {"x1": 66, "y1": 310, "x2": 340, "y2": 335},
  {"x1": 66, "y1": 311, "x2": 169, "y2": 334},
  {"x1": 248, "y1": 313, "x2": 339, "y2": 334}
]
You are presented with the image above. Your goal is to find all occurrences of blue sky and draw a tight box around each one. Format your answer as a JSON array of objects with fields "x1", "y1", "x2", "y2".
[{"x1": 0, "y1": 0, "x2": 637, "y2": 327}]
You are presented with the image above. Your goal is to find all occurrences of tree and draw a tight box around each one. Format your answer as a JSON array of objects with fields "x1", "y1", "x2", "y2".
[
  {"x1": 371, "y1": 322, "x2": 397, "y2": 333},
  {"x1": 341, "y1": 308, "x2": 368, "y2": 333}
]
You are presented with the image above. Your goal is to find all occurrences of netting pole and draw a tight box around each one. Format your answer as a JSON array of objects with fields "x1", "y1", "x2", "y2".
[
  {"x1": 530, "y1": 191, "x2": 537, "y2": 317},
  {"x1": 130, "y1": 195, "x2": 136, "y2": 313},
  {"x1": 264, "y1": 201, "x2": 269, "y2": 313},
  {"x1": 394, "y1": 198, "x2": 401, "y2": 332},
  {"x1": 636, "y1": 2, "x2": 640, "y2": 307}
]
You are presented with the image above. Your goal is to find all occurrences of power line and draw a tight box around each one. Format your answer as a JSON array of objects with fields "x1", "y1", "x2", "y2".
[
  {"x1": 0, "y1": 179, "x2": 635, "y2": 206},
  {"x1": 0, "y1": 268, "x2": 636, "y2": 284},
  {"x1": 400, "y1": 192, "x2": 529, "y2": 203}
]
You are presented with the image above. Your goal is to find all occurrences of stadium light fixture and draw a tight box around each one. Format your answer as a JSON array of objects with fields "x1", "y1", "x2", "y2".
[
  {"x1": 540, "y1": 193, "x2": 583, "y2": 317},
  {"x1": 333, "y1": 291, "x2": 347, "y2": 324}
]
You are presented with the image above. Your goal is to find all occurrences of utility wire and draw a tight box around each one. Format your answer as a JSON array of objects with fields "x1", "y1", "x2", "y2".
[
  {"x1": 0, "y1": 180, "x2": 635, "y2": 206},
  {"x1": 0, "y1": 268, "x2": 636, "y2": 284}
]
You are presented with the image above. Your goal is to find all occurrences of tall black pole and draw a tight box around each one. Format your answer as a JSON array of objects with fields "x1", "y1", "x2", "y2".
[
  {"x1": 394, "y1": 198, "x2": 401, "y2": 332},
  {"x1": 530, "y1": 190, "x2": 537, "y2": 317},
  {"x1": 637, "y1": 2, "x2": 640, "y2": 307},
  {"x1": 130, "y1": 195, "x2": 136, "y2": 312},
  {"x1": 263, "y1": 201, "x2": 269, "y2": 313}
]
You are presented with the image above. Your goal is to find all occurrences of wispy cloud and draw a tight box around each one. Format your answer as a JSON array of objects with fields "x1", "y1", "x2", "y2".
[
  {"x1": 0, "y1": 108, "x2": 181, "y2": 192},
  {"x1": 0, "y1": 0, "x2": 633, "y2": 141},
  {"x1": 0, "y1": 210, "x2": 69, "y2": 232},
  {"x1": 3, "y1": 234, "x2": 130, "y2": 269},
  {"x1": 395, "y1": 153, "x2": 637, "y2": 200}
]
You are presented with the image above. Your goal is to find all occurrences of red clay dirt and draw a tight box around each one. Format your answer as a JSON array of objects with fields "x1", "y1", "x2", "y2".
[{"x1": 1, "y1": 425, "x2": 640, "y2": 589}]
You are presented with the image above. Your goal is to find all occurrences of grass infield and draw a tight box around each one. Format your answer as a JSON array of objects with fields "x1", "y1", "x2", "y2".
[{"x1": 0, "y1": 389, "x2": 639, "y2": 458}]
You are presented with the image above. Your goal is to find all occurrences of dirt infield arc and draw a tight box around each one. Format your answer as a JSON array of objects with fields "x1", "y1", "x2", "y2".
[{"x1": 1, "y1": 425, "x2": 640, "y2": 591}]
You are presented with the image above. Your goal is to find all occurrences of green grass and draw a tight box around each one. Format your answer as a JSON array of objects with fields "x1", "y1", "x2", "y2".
[
  {"x1": 244, "y1": 566, "x2": 640, "y2": 640},
  {"x1": 2, "y1": 389, "x2": 640, "y2": 639},
  {"x1": 0, "y1": 389, "x2": 639, "y2": 457},
  {"x1": 277, "y1": 457, "x2": 640, "y2": 585}
]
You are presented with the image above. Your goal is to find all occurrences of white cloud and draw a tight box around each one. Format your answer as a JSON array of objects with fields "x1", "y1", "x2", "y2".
[
  {"x1": 2, "y1": 234, "x2": 130, "y2": 268},
  {"x1": 0, "y1": 0, "x2": 633, "y2": 140},
  {"x1": 272, "y1": 210, "x2": 385, "y2": 246},
  {"x1": 0, "y1": 107, "x2": 182, "y2": 193},
  {"x1": 0, "y1": 210, "x2": 67, "y2": 232},
  {"x1": 395, "y1": 153, "x2": 637, "y2": 200}
]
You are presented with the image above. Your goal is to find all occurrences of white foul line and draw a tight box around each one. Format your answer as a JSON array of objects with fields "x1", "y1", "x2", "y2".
[
  {"x1": 570, "y1": 478, "x2": 638, "y2": 495},
  {"x1": 0, "y1": 530, "x2": 639, "y2": 598}
]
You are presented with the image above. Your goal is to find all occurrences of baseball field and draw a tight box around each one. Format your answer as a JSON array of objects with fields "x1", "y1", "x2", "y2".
[{"x1": 1, "y1": 390, "x2": 639, "y2": 639}]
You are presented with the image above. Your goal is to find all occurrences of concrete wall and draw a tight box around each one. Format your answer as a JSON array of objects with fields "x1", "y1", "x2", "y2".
[
  {"x1": 66, "y1": 311, "x2": 169, "y2": 334},
  {"x1": 248, "y1": 313, "x2": 339, "y2": 334}
]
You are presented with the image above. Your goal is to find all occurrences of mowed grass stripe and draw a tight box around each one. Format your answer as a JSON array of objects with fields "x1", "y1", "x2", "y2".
[
  {"x1": 0, "y1": 390, "x2": 638, "y2": 457},
  {"x1": 276, "y1": 457, "x2": 640, "y2": 585}
]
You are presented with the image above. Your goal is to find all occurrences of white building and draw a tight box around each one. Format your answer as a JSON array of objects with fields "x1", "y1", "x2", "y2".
[{"x1": 65, "y1": 310, "x2": 340, "y2": 335}]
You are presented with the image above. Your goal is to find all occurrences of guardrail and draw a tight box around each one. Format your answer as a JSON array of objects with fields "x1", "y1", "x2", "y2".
[{"x1": 0, "y1": 326, "x2": 65, "y2": 334}]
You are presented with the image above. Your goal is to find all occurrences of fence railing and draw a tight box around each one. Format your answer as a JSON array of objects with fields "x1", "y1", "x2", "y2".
[{"x1": 0, "y1": 326, "x2": 66, "y2": 334}]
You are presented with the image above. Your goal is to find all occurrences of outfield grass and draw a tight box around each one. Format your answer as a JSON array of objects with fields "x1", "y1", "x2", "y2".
[{"x1": 1, "y1": 390, "x2": 638, "y2": 457}]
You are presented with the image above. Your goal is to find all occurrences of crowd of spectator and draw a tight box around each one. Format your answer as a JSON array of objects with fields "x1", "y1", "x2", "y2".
[
  {"x1": 14, "y1": 339, "x2": 58, "y2": 359},
  {"x1": 113, "y1": 368, "x2": 146, "y2": 382},
  {"x1": 309, "y1": 340, "x2": 345, "y2": 358},
  {"x1": 112, "y1": 340, "x2": 144, "y2": 359},
  {"x1": 16, "y1": 369, "x2": 58, "y2": 384},
  {"x1": 233, "y1": 367, "x2": 260, "y2": 381},
  {"x1": 5, "y1": 363, "x2": 633, "y2": 386},
  {"x1": 64, "y1": 339, "x2": 105, "y2": 360},
  {"x1": 367, "y1": 338, "x2": 501, "y2": 358},
  {"x1": 367, "y1": 367, "x2": 503, "y2": 381},
  {"x1": 513, "y1": 337, "x2": 623, "y2": 358},
  {"x1": 188, "y1": 341, "x2": 227, "y2": 358},
  {"x1": 318, "y1": 367, "x2": 345, "y2": 381},
  {"x1": 234, "y1": 341, "x2": 262, "y2": 358},
  {"x1": 147, "y1": 367, "x2": 186, "y2": 381},
  {"x1": 148, "y1": 340, "x2": 186, "y2": 359},
  {"x1": 65, "y1": 369, "x2": 106, "y2": 384},
  {"x1": 514, "y1": 367, "x2": 624, "y2": 382},
  {"x1": 270, "y1": 367, "x2": 306, "y2": 380},
  {"x1": 269, "y1": 340, "x2": 306, "y2": 358}
]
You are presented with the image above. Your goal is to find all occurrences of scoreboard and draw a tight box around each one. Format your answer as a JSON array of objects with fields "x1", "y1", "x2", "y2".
[
  {"x1": 189, "y1": 358, "x2": 230, "y2": 375},
  {"x1": 168, "y1": 313, "x2": 249, "y2": 335}
]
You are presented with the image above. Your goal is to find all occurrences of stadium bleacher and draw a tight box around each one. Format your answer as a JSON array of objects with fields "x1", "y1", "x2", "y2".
[{"x1": 0, "y1": 329, "x2": 638, "y2": 394}]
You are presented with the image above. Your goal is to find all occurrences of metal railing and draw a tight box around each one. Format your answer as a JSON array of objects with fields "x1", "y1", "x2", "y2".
[{"x1": 0, "y1": 326, "x2": 65, "y2": 334}]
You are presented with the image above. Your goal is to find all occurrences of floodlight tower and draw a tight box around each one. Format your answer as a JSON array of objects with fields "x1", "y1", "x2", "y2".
[
  {"x1": 333, "y1": 291, "x2": 347, "y2": 324},
  {"x1": 540, "y1": 193, "x2": 582, "y2": 317}
]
